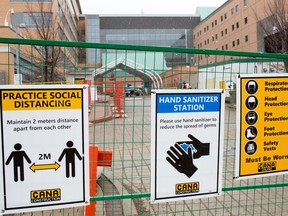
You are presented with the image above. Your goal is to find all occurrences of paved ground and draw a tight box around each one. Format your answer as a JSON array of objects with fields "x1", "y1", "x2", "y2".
[
  {"x1": 11, "y1": 95, "x2": 288, "y2": 215},
  {"x1": 90, "y1": 95, "x2": 288, "y2": 216}
]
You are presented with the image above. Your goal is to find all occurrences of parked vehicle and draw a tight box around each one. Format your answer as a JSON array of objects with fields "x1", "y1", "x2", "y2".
[{"x1": 125, "y1": 85, "x2": 145, "y2": 97}]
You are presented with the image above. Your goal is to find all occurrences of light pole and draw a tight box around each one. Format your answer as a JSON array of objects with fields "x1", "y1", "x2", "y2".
[
  {"x1": 15, "y1": 23, "x2": 26, "y2": 84},
  {"x1": 4, "y1": 8, "x2": 14, "y2": 27}
]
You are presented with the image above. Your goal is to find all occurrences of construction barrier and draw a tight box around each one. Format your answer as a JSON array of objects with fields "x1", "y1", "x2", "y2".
[{"x1": 0, "y1": 37, "x2": 288, "y2": 215}]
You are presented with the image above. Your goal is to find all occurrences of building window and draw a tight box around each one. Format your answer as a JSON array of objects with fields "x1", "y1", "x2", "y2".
[
  {"x1": 231, "y1": 8, "x2": 234, "y2": 15},
  {"x1": 212, "y1": 22, "x2": 214, "y2": 28},
  {"x1": 224, "y1": 13, "x2": 227, "y2": 19},
  {"x1": 232, "y1": 24, "x2": 235, "y2": 31},
  {"x1": 232, "y1": 41, "x2": 235, "y2": 47},
  {"x1": 222, "y1": 45, "x2": 224, "y2": 50},
  {"x1": 215, "y1": 20, "x2": 217, "y2": 25},
  {"x1": 212, "y1": 36, "x2": 214, "y2": 41},
  {"x1": 207, "y1": 39, "x2": 209, "y2": 44},
  {"x1": 236, "y1": 22, "x2": 239, "y2": 28},
  {"x1": 244, "y1": 17, "x2": 248, "y2": 24},
  {"x1": 221, "y1": 30, "x2": 224, "y2": 36},
  {"x1": 236, "y1": 5, "x2": 239, "y2": 12},
  {"x1": 221, "y1": 16, "x2": 223, "y2": 21},
  {"x1": 225, "y1": 44, "x2": 228, "y2": 50},
  {"x1": 207, "y1": 25, "x2": 209, "y2": 31},
  {"x1": 244, "y1": 0, "x2": 248, "y2": 6},
  {"x1": 237, "y1": 39, "x2": 240, "y2": 45},
  {"x1": 58, "y1": 3, "x2": 63, "y2": 18},
  {"x1": 225, "y1": 28, "x2": 228, "y2": 35},
  {"x1": 245, "y1": 35, "x2": 249, "y2": 42},
  {"x1": 215, "y1": 34, "x2": 218, "y2": 40},
  {"x1": 204, "y1": 27, "x2": 206, "y2": 32},
  {"x1": 23, "y1": 12, "x2": 52, "y2": 28}
]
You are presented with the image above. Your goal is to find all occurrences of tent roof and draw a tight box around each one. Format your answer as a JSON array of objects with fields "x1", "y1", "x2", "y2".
[{"x1": 95, "y1": 52, "x2": 166, "y2": 88}]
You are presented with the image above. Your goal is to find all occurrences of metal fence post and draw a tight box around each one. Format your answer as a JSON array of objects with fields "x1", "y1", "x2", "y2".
[{"x1": 85, "y1": 145, "x2": 98, "y2": 216}]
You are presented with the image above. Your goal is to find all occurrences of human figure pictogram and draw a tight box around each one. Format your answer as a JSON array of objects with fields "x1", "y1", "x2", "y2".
[
  {"x1": 58, "y1": 141, "x2": 82, "y2": 178},
  {"x1": 6, "y1": 143, "x2": 31, "y2": 182}
]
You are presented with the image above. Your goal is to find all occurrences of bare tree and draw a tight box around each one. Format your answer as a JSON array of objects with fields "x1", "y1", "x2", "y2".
[
  {"x1": 255, "y1": 0, "x2": 288, "y2": 72},
  {"x1": 23, "y1": 0, "x2": 65, "y2": 82}
]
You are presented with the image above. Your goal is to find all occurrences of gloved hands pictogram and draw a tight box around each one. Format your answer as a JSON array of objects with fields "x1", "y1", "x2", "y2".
[
  {"x1": 166, "y1": 143, "x2": 198, "y2": 178},
  {"x1": 187, "y1": 134, "x2": 210, "y2": 159}
]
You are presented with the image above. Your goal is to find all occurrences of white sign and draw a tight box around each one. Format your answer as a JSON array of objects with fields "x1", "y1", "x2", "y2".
[
  {"x1": 151, "y1": 89, "x2": 225, "y2": 203},
  {"x1": 14, "y1": 74, "x2": 22, "y2": 85},
  {"x1": 0, "y1": 85, "x2": 89, "y2": 214}
]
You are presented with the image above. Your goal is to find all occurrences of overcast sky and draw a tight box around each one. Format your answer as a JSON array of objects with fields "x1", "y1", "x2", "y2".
[{"x1": 79, "y1": 0, "x2": 228, "y2": 15}]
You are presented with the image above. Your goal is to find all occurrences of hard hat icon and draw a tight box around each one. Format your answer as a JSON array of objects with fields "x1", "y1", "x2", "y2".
[
  {"x1": 246, "y1": 96, "x2": 258, "y2": 110},
  {"x1": 248, "y1": 96, "x2": 255, "y2": 103}
]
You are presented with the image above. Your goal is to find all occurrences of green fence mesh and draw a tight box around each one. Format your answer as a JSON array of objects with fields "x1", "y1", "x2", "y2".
[{"x1": 0, "y1": 37, "x2": 288, "y2": 215}]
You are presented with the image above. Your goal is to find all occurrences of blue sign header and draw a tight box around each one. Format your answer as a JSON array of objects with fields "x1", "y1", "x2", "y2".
[{"x1": 156, "y1": 93, "x2": 221, "y2": 113}]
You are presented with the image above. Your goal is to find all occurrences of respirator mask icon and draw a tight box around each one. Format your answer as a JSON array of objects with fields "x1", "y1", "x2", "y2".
[
  {"x1": 248, "y1": 82, "x2": 255, "y2": 93},
  {"x1": 246, "y1": 80, "x2": 258, "y2": 94}
]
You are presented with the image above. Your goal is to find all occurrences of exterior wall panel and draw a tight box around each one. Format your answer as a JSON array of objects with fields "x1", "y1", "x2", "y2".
[{"x1": 193, "y1": 0, "x2": 275, "y2": 65}]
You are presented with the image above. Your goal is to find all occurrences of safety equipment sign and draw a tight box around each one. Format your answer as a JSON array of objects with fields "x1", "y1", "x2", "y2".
[
  {"x1": 0, "y1": 85, "x2": 89, "y2": 214},
  {"x1": 235, "y1": 74, "x2": 288, "y2": 179},
  {"x1": 151, "y1": 89, "x2": 225, "y2": 203}
]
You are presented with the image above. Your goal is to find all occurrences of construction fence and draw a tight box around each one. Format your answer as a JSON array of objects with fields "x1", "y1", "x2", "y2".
[{"x1": 0, "y1": 37, "x2": 288, "y2": 215}]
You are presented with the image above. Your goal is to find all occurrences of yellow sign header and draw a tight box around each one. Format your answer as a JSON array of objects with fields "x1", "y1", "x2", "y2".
[{"x1": 1, "y1": 89, "x2": 83, "y2": 111}]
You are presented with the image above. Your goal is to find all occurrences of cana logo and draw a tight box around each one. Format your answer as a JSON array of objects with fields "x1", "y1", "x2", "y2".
[
  {"x1": 258, "y1": 161, "x2": 277, "y2": 172},
  {"x1": 31, "y1": 188, "x2": 61, "y2": 203},
  {"x1": 175, "y1": 182, "x2": 199, "y2": 195}
]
